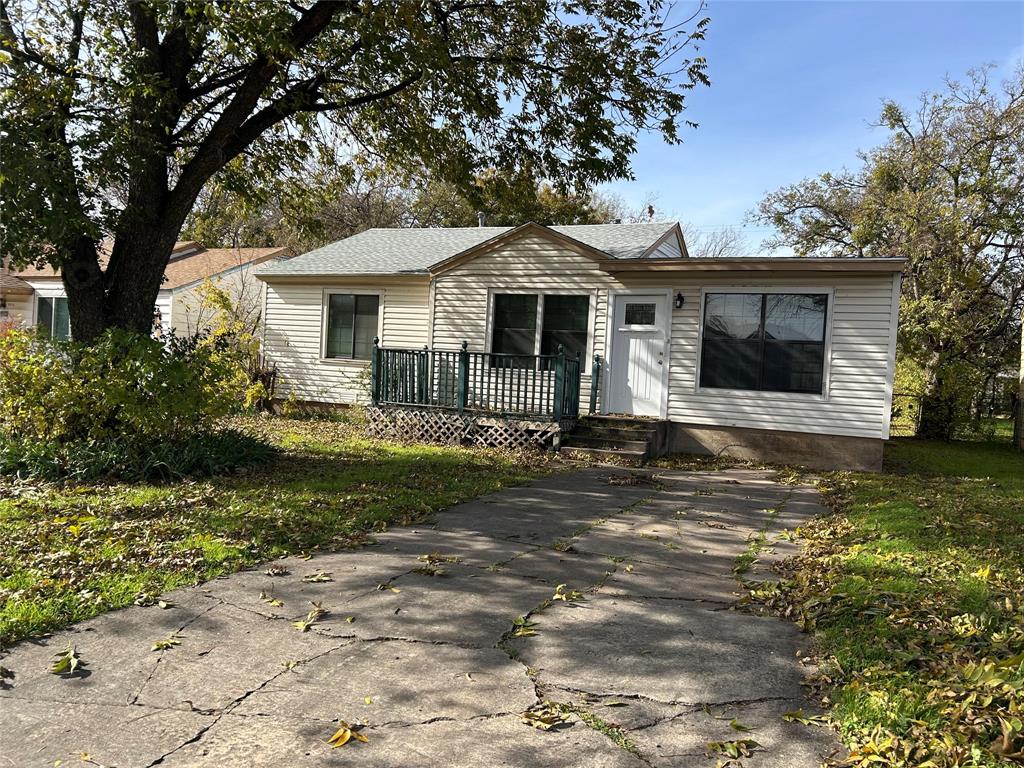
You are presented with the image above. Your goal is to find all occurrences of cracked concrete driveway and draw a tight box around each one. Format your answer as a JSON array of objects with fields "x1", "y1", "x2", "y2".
[{"x1": 0, "y1": 466, "x2": 841, "y2": 767}]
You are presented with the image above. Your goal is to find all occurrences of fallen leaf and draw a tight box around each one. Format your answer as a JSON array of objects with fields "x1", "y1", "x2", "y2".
[
  {"x1": 782, "y1": 709, "x2": 827, "y2": 726},
  {"x1": 325, "y1": 721, "x2": 368, "y2": 748},
  {"x1": 152, "y1": 634, "x2": 182, "y2": 652},
  {"x1": 51, "y1": 643, "x2": 82, "y2": 676},
  {"x1": 552, "y1": 584, "x2": 582, "y2": 602},
  {"x1": 302, "y1": 571, "x2": 333, "y2": 583},
  {"x1": 729, "y1": 718, "x2": 753, "y2": 732},
  {"x1": 265, "y1": 565, "x2": 289, "y2": 576},
  {"x1": 520, "y1": 702, "x2": 572, "y2": 730}
]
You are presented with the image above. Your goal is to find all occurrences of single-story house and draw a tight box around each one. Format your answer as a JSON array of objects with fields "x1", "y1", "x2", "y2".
[
  {"x1": 256, "y1": 222, "x2": 904, "y2": 470},
  {"x1": 2, "y1": 242, "x2": 289, "y2": 338}
]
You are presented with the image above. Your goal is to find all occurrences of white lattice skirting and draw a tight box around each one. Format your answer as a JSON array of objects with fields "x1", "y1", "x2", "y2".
[{"x1": 365, "y1": 407, "x2": 573, "y2": 450}]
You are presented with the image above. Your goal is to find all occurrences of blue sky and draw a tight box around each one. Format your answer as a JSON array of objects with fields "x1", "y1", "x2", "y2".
[{"x1": 601, "y1": 0, "x2": 1024, "y2": 250}]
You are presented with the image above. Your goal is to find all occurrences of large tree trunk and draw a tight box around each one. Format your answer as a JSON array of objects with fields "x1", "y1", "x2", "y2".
[
  {"x1": 63, "y1": 202, "x2": 194, "y2": 342},
  {"x1": 918, "y1": 363, "x2": 957, "y2": 441}
]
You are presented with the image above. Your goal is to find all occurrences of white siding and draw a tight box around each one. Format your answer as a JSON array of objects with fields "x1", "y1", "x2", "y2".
[
  {"x1": 648, "y1": 233, "x2": 683, "y2": 259},
  {"x1": 262, "y1": 280, "x2": 430, "y2": 404},
  {"x1": 154, "y1": 290, "x2": 173, "y2": 336},
  {"x1": 662, "y1": 276, "x2": 898, "y2": 439},
  {"x1": 1, "y1": 293, "x2": 33, "y2": 325},
  {"x1": 168, "y1": 264, "x2": 263, "y2": 336},
  {"x1": 431, "y1": 232, "x2": 898, "y2": 439}
]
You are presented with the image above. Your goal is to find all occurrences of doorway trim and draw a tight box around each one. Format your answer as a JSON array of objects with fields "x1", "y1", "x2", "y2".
[{"x1": 603, "y1": 288, "x2": 673, "y2": 418}]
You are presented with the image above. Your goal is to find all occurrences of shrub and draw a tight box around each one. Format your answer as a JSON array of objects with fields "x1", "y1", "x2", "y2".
[{"x1": 0, "y1": 327, "x2": 272, "y2": 481}]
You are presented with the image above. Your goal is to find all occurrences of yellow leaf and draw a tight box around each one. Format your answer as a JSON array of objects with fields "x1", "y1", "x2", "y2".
[{"x1": 325, "y1": 721, "x2": 368, "y2": 748}]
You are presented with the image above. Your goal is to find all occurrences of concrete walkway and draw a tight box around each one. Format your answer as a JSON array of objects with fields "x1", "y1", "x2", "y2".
[{"x1": 1, "y1": 467, "x2": 840, "y2": 767}]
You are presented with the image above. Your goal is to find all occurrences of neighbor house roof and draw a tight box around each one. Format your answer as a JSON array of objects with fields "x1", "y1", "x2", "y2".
[
  {"x1": 1, "y1": 258, "x2": 34, "y2": 295},
  {"x1": 14, "y1": 242, "x2": 290, "y2": 290},
  {"x1": 256, "y1": 221, "x2": 683, "y2": 278}
]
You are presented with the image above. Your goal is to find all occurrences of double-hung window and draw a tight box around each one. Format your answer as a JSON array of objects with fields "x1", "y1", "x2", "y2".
[
  {"x1": 37, "y1": 296, "x2": 71, "y2": 340},
  {"x1": 699, "y1": 292, "x2": 828, "y2": 394},
  {"x1": 490, "y1": 293, "x2": 590, "y2": 368},
  {"x1": 324, "y1": 293, "x2": 379, "y2": 360}
]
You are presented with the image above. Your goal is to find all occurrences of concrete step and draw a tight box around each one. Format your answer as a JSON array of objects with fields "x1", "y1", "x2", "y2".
[
  {"x1": 562, "y1": 445, "x2": 648, "y2": 463},
  {"x1": 562, "y1": 434, "x2": 651, "y2": 453},
  {"x1": 572, "y1": 425, "x2": 659, "y2": 442},
  {"x1": 577, "y1": 415, "x2": 662, "y2": 429}
]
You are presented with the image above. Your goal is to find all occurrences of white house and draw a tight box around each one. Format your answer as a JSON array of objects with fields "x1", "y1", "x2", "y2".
[
  {"x1": 2, "y1": 242, "x2": 289, "y2": 338},
  {"x1": 256, "y1": 222, "x2": 904, "y2": 470}
]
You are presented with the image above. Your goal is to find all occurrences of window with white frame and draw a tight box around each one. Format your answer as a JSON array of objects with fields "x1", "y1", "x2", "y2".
[
  {"x1": 324, "y1": 293, "x2": 379, "y2": 360},
  {"x1": 490, "y1": 293, "x2": 590, "y2": 368},
  {"x1": 37, "y1": 296, "x2": 71, "y2": 340},
  {"x1": 699, "y1": 292, "x2": 828, "y2": 394}
]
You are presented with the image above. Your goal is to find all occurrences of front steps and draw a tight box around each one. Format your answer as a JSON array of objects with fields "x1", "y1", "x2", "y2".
[{"x1": 561, "y1": 415, "x2": 670, "y2": 463}]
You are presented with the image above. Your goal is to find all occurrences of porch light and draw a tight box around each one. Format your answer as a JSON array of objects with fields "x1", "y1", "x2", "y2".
[{"x1": 673, "y1": 292, "x2": 685, "y2": 309}]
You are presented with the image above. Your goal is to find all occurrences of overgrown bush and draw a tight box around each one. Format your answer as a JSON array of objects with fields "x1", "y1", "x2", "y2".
[{"x1": 0, "y1": 327, "x2": 273, "y2": 481}]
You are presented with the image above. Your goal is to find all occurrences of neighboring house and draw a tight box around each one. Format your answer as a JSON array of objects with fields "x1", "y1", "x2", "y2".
[
  {"x1": 256, "y1": 222, "x2": 904, "y2": 470},
  {"x1": 0, "y1": 262, "x2": 34, "y2": 325},
  {"x1": 6, "y1": 242, "x2": 289, "y2": 338}
]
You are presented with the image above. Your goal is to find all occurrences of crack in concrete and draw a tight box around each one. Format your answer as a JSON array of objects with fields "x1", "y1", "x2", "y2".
[
  {"x1": 139, "y1": 640, "x2": 349, "y2": 768},
  {"x1": 543, "y1": 682, "x2": 798, "y2": 713},
  {"x1": 127, "y1": 600, "x2": 221, "y2": 706}
]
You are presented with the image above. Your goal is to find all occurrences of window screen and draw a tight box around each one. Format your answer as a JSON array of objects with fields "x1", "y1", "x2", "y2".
[
  {"x1": 491, "y1": 294, "x2": 538, "y2": 367},
  {"x1": 325, "y1": 293, "x2": 379, "y2": 360},
  {"x1": 700, "y1": 293, "x2": 827, "y2": 394},
  {"x1": 541, "y1": 295, "x2": 589, "y2": 360}
]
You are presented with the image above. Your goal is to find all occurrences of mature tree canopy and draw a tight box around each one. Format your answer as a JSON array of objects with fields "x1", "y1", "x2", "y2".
[
  {"x1": 0, "y1": 0, "x2": 710, "y2": 341},
  {"x1": 755, "y1": 67, "x2": 1024, "y2": 438}
]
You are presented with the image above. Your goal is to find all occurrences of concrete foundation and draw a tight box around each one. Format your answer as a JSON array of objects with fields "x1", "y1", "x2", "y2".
[{"x1": 667, "y1": 422, "x2": 884, "y2": 471}]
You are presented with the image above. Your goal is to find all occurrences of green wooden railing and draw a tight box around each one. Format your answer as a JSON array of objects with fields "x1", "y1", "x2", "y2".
[{"x1": 371, "y1": 339, "x2": 585, "y2": 421}]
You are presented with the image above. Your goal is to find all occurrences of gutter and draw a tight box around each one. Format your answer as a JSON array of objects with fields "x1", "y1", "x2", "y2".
[{"x1": 599, "y1": 257, "x2": 907, "y2": 273}]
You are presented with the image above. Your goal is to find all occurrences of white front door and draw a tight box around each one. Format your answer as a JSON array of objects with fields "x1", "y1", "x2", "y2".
[{"x1": 607, "y1": 293, "x2": 669, "y2": 416}]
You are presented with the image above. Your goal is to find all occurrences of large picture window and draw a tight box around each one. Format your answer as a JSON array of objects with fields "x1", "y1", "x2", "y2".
[
  {"x1": 700, "y1": 292, "x2": 827, "y2": 394},
  {"x1": 490, "y1": 293, "x2": 590, "y2": 368},
  {"x1": 325, "y1": 293, "x2": 379, "y2": 360},
  {"x1": 37, "y1": 296, "x2": 71, "y2": 340}
]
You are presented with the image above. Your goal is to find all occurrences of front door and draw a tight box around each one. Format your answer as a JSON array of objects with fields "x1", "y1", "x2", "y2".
[{"x1": 607, "y1": 293, "x2": 669, "y2": 416}]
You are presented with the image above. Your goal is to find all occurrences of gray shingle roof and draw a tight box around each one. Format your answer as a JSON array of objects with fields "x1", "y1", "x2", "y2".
[{"x1": 257, "y1": 222, "x2": 679, "y2": 277}]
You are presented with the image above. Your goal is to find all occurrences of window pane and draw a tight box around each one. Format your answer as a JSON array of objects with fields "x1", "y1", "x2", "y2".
[
  {"x1": 541, "y1": 294, "x2": 589, "y2": 360},
  {"x1": 700, "y1": 338, "x2": 762, "y2": 390},
  {"x1": 326, "y1": 293, "x2": 355, "y2": 358},
  {"x1": 764, "y1": 294, "x2": 826, "y2": 341},
  {"x1": 352, "y1": 294, "x2": 379, "y2": 360},
  {"x1": 699, "y1": 292, "x2": 829, "y2": 394},
  {"x1": 703, "y1": 293, "x2": 762, "y2": 339},
  {"x1": 37, "y1": 297, "x2": 53, "y2": 336},
  {"x1": 492, "y1": 294, "x2": 538, "y2": 366},
  {"x1": 326, "y1": 294, "x2": 378, "y2": 360},
  {"x1": 762, "y1": 340, "x2": 825, "y2": 393},
  {"x1": 624, "y1": 302, "x2": 656, "y2": 325},
  {"x1": 53, "y1": 297, "x2": 71, "y2": 340}
]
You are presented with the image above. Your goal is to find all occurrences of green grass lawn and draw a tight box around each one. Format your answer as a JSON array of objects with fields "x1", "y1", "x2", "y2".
[
  {"x1": 0, "y1": 415, "x2": 550, "y2": 648},
  {"x1": 756, "y1": 439, "x2": 1023, "y2": 766}
]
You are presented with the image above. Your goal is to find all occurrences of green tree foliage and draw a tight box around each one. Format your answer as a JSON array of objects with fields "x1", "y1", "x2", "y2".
[
  {"x1": 0, "y1": 0, "x2": 710, "y2": 342},
  {"x1": 755, "y1": 67, "x2": 1024, "y2": 439},
  {"x1": 0, "y1": 327, "x2": 269, "y2": 479},
  {"x1": 410, "y1": 167, "x2": 625, "y2": 228}
]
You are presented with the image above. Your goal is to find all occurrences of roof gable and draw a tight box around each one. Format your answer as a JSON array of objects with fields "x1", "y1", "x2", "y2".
[{"x1": 427, "y1": 222, "x2": 612, "y2": 275}]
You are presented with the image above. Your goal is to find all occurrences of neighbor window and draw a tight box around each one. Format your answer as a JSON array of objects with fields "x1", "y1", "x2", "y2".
[
  {"x1": 699, "y1": 293, "x2": 827, "y2": 394},
  {"x1": 37, "y1": 296, "x2": 70, "y2": 340},
  {"x1": 491, "y1": 293, "x2": 590, "y2": 367},
  {"x1": 325, "y1": 293, "x2": 379, "y2": 360}
]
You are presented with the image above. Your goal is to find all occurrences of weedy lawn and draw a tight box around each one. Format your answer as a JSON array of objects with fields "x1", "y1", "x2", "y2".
[
  {"x1": 755, "y1": 439, "x2": 1024, "y2": 767},
  {"x1": 0, "y1": 415, "x2": 550, "y2": 648}
]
